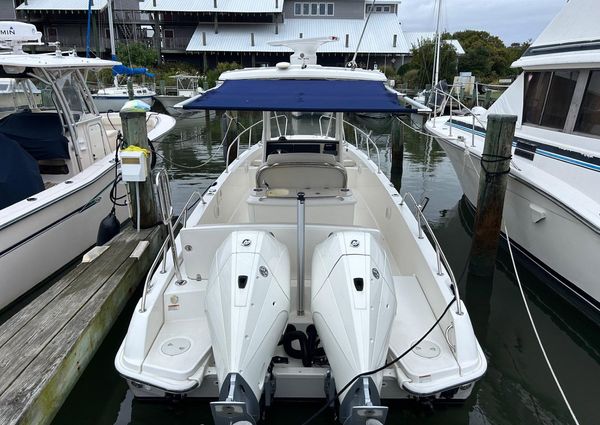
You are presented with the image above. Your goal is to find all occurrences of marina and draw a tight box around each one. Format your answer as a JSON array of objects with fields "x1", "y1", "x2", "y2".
[{"x1": 0, "y1": 0, "x2": 598, "y2": 424}]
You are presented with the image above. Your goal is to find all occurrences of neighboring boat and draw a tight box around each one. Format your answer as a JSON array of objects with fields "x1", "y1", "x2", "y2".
[
  {"x1": 116, "y1": 38, "x2": 486, "y2": 425},
  {"x1": 91, "y1": 0, "x2": 156, "y2": 113},
  {"x1": 0, "y1": 21, "x2": 176, "y2": 311},
  {"x1": 425, "y1": 0, "x2": 600, "y2": 314},
  {"x1": 155, "y1": 74, "x2": 204, "y2": 116},
  {"x1": 0, "y1": 78, "x2": 42, "y2": 119}
]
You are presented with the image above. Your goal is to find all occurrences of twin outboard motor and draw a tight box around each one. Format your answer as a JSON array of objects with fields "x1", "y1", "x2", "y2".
[
  {"x1": 312, "y1": 231, "x2": 396, "y2": 425},
  {"x1": 205, "y1": 231, "x2": 290, "y2": 425}
]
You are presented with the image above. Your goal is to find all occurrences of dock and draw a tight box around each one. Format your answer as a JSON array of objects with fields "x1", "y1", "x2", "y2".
[{"x1": 0, "y1": 225, "x2": 164, "y2": 425}]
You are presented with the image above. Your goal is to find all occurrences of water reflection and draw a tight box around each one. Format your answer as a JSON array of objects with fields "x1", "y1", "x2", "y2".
[{"x1": 51, "y1": 113, "x2": 599, "y2": 425}]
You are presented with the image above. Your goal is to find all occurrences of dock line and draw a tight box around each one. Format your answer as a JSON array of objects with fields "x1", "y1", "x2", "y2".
[{"x1": 505, "y1": 225, "x2": 580, "y2": 425}]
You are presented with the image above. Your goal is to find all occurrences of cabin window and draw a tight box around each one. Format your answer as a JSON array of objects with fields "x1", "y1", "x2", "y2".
[
  {"x1": 523, "y1": 70, "x2": 579, "y2": 130},
  {"x1": 574, "y1": 70, "x2": 600, "y2": 137}
]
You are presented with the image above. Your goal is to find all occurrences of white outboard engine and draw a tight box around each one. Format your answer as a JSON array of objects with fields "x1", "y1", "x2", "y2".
[
  {"x1": 312, "y1": 231, "x2": 397, "y2": 425},
  {"x1": 205, "y1": 230, "x2": 290, "y2": 425}
]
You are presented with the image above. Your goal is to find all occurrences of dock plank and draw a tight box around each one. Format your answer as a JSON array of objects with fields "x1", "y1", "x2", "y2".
[{"x1": 0, "y1": 225, "x2": 164, "y2": 425}]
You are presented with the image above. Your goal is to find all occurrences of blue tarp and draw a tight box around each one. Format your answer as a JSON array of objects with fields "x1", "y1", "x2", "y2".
[
  {"x1": 183, "y1": 79, "x2": 414, "y2": 113},
  {"x1": 111, "y1": 56, "x2": 155, "y2": 78}
]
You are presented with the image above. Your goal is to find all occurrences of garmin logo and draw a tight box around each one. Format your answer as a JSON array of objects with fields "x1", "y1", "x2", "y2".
[{"x1": 0, "y1": 27, "x2": 16, "y2": 36}]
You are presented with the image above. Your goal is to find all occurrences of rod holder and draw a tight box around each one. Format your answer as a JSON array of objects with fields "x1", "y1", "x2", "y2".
[{"x1": 296, "y1": 192, "x2": 305, "y2": 316}]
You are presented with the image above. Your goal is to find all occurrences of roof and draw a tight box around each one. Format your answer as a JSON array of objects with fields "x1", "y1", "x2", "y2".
[
  {"x1": 404, "y1": 32, "x2": 465, "y2": 55},
  {"x1": 0, "y1": 53, "x2": 118, "y2": 70},
  {"x1": 16, "y1": 0, "x2": 108, "y2": 11},
  {"x1": 187, "y1": 14, "x2": 410, "y2": 54},
  {"x1": 515, "y1": 0, "x2": 600, "y2": 68},
  {"x1": 140, "y1": 0, "x2": 284, "y2": 13}
]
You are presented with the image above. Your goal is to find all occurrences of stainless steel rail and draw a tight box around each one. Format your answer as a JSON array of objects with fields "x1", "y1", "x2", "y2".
[
  {"x1": 400, "y1": 192, "x2": 463, "y2": 315},
  {"x1": 139, "y1": 171, "x2": 203, "y2": 313}
]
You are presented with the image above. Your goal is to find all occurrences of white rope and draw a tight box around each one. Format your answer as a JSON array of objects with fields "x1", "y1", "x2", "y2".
[{"x1": 504, "y1": 225, "x2": 580, "y2": 425}]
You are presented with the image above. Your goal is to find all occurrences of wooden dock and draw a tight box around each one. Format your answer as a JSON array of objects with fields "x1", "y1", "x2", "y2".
[{"x1": 0, "y1": 225, "x2": 164, "y2": 425}]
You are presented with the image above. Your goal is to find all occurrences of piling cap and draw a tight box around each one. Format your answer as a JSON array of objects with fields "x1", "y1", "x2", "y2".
[{"x1": 120, "y1": 99, "x2": 150, "y2": 113}]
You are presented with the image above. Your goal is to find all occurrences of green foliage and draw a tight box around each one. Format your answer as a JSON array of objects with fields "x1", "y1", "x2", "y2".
[
  {"x1": 152, "y1": 61, "x2": 200, "y2": 83},
  {"x1": 205, "y1": 62, "x2": 243, "y2": 88},
  {"x1": 379, "y1": 65, "x2": 397, "y2": 80},
  {"x1": 407, "y1": 39, "x2": 458, "y2": 88},
  {"x1": 115, "y1": 42, "x2": 158, "y2": 69}
]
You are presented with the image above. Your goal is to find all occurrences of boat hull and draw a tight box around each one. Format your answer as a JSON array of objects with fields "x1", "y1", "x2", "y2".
[
  {"x1": 93, "y1": 95, "x2": 155, "y2": 113},
  {"x1": 431, "y1": 128, "x2": 600, "y2": 312},
  {"x1": 0, "y1": 158, "x2": 128, "y2": 311}
]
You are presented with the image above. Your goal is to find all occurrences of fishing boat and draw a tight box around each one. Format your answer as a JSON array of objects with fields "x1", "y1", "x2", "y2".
[
  {"x1": 155, "y1": 74, "x2": 204, "y2": 116},
  {"x1": 0, "y1": 21, "x2": 175, "y2": 311},
  {"x1": 0, "y1": 78, "x2": 42, "y2": 119},
  {"x1": 91, "y1": 0, "x2": 156, "y2": 113},
  {"x1": 425, "y1": 0, "x2": 600, "y2": 315},
  {"x1": 115, "y1": 38, "x2": 486, "y2": 425}
]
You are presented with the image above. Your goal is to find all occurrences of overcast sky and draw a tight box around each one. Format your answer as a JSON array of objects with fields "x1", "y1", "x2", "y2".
[{"x1": 398, "y1": 0, "x2": 567, "y2": 44}]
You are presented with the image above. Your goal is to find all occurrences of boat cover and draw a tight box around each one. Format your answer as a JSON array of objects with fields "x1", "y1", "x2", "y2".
[
  {"x1": 0, "y1": 134, "x2": 44, "y2": 210},
  {"x1": 183, "y1": 79, "x2": 414, "y2": 113},
  {"x1": 0, "y1": 111, "x2": 70, "y2": 160}
]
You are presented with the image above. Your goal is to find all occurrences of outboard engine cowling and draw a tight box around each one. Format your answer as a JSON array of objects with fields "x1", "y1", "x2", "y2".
[
  {"x1": 312, "y1": 231, "x2": 396, "y2": 425},
  {"x1": 205, "y1": 230, "x2": 290, "y2": 425}
]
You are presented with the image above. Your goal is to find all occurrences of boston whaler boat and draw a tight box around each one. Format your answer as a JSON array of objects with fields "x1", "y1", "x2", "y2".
[
  {"x1": 425, "y1": 0, "x2": 600, "y2": 315},
  {"x1": 0, "y1": 22, "x2": 175, "y2": 310},
  {"x1": 116, "y1": 38, "x2": 486, "y2": 424}
]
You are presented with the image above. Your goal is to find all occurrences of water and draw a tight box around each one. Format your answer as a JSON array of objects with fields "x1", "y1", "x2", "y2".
[{"x1": 51, "y1": 113, "x2": 599, "y2": 425}]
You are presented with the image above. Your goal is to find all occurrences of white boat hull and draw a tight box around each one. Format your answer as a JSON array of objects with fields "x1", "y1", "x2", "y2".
[
  {"x1": 428, "y1": 119, "x2": 600, "y2": 312},
  {"x1": 93, "y1": 95, "x2": 155, "y2": 113}
]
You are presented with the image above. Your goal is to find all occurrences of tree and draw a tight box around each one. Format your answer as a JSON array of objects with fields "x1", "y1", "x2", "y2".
[
  {"x1": 205, "y1": 62, "x2": 243, "y2": 88},
  {"x1": 405, "y1": 38, "x2": 458, "y2": 88},
  {"x1": 115, "y1": 42, "x2": 158, "y2": 68}
]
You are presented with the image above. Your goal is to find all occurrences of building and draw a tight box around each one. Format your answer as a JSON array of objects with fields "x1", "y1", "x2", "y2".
[{"x1": 10, "y1": 1, "x2": 413, "y2": 70}]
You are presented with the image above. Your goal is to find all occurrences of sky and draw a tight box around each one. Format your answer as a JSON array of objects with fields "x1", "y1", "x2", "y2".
[{"x1": 398, "y1": 0, "x2": 567, "y2": 45}]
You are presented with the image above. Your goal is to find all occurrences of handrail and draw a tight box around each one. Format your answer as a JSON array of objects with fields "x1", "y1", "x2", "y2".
[
  {"x1": 432, "y1": 87, "x2": 486, "y2": 128},
  {"x1": 225, "y1": 114, "x2": 289, "y2": 172},
  {"x1": 343, "y1": 119, "x2": 382, "y2": 173},
  {"x1": 400, "y1": 192, "x2": 463, "y2": 315},
  {"x1": 139, "y1": 179, "x2": 203, "y2": 313}
]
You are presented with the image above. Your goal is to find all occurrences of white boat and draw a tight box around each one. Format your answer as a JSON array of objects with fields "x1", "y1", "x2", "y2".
[
  {"x1": 91, "y1": 0, "x2": 155, "y2": 113},
  {"x1": 116, "y1": 38, "x2": 486, "y2": 425},
  {"x1": 425, "y1": 0, "x2": 600, "y2": 314},
  {"x1": 0, "y1": 78, "x2": 42, "y2": 119},
  {"x1": 0, "y1": 22, "x2": 176, "y2": 311},
  {"x1": 155, "y1": 74, "x2": 204, "y2": 116},
  {"x1": 93, "y1": 84, "x2": 156, "y2": 113}
]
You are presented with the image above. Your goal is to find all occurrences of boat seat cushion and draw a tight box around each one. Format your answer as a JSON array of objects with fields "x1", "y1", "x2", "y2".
[
  {"x1": 0, "y1": 110, "x2": 69, "y2": 160},
  {"x1": 256, "y1": 153, "x2": 347, "y2": 190}
]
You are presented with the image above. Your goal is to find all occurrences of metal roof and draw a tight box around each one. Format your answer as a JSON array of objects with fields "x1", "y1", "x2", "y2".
[
  {"x1": 187, "y1": 14, "x2": 410, "y2": 54},
  {"x1": 16, "y1": 0, "x2": 108, "y2": 11},
  {"x1": 404, "y1": 31, "x2": 465, "y2": 55},
  {"x1": 140, "y1": 0, "x2": 284, "y2": 13}
]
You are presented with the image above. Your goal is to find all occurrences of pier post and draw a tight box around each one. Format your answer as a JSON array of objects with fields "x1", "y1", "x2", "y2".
[
  {"x1": 120, "y1": 106, "x2": 157, "y2": 229},
  {"x1": 468, "y1": 114, "x2": 516, "y2": 277}
]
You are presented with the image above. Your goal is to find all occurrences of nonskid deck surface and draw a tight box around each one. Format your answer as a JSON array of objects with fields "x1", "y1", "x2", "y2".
[{"x1": 134, "y1": 274, "x2": 459, "y2": 399}]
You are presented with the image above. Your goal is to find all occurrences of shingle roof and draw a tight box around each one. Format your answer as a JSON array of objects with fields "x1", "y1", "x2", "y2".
[
  {"x1": 140, "y1": 0, "x2": 284, "y2": 13},
  {"x1": 187, "y1": 14, "x2": 410, "y2": 54}
]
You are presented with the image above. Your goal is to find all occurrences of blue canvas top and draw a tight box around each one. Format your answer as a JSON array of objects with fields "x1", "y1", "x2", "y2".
[{"x1": 183, "y1": 79, "x2": 414, "y2": 113}]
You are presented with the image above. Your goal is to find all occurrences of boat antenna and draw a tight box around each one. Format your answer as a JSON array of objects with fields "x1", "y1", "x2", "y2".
[
  {"x1": 348, "y1": 0, "x2": 377, "y2": 70},
  {"x1": 432, "y1": 0, "x2": 443, "y2": 87}
]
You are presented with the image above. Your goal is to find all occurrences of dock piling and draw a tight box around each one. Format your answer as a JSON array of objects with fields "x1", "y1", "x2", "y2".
[
  {"x1": 120, "y1": 107, "x2": 157, "y2": 229},
  {"x1": 467, "y1": 114, "x2": 516, "y2": 277}
]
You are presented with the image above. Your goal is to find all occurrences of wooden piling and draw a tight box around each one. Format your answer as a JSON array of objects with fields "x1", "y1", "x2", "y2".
[
  {"x1": 0, "y1": 226, "x2": 164, "y2": 425},
  {"x1": 468, "y1": 114, "x2": 516, "y2": 277},
  {"x1": 120, "y1": 108, "x2": 157, "y2": 229}
]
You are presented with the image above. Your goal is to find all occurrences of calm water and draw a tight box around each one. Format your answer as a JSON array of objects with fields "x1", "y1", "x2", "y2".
[{"x1": 51, "y1": 112, "x2": 599, "y2": 425}]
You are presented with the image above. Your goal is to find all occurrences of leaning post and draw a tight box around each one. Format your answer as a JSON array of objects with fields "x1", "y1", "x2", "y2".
[
  {"x1": 467, "y1": 114, "x2": 516, "y2": 277},
  {"x1": 120, "y1": 101, "x2": 157, "y2": 229}
]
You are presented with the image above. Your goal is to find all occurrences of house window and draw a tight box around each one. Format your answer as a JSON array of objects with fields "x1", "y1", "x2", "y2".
[
  {"x1": 46, "y1": 27, "x2": 58, "y2": 41},
  {"x1": 523, "y1": 71, "x2": 579, "y2": 130},
  {"x1": 367, "y1": 4, "x2": 392, "y2": 13},
  {"x1": 164, "y1": 29, "x2": 174, "y2": 38},
  {"x1": 294, "y1": 3, "x2": 334, "y2": 16},
  {"x1": 575, "y1": 70, "x2": 600, "y2": 136}
]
